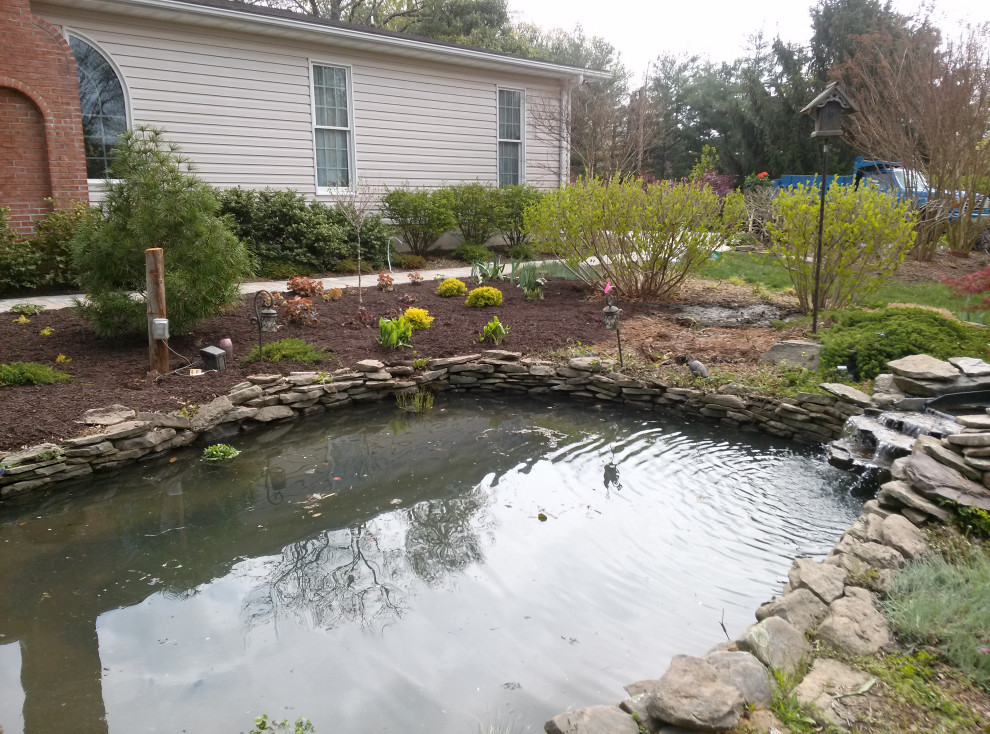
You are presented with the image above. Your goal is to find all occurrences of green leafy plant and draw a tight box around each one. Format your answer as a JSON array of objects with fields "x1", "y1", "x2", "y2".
[
  {"x1": 31, "y1": 199, "x2": 89, "y2": 290},
  {"x1": 818, "y1": 307, "x2": 989, "y2": 380},
  {"x1": 0, "y1": 207, "x2": 43, "y2": 295},
  {"x1": 412, "y1": 357, "x2": 430, "y2": 369},
  {"x1": 525, "y1": 176, "x2": 731, "y2": 300},
  {"x1": 381, "y1": 187, "x2": 455, "y2": 256},
  {"x1": 402, "y1": 307, "x2": 434, "y2": 331},
  {"x1": 768, "y1": 183, "x2": 917, "y2": 313},
  {"x1": 202, "y1": 443, "x2": 240, "y2": 461},
  {"x1": 250, "y1": 714, "x2": 314, "y2": 733},
  {"x1": 471, "y1": 255, "x2": 507, "y2": 283},
  {"x1": 396, "y1": 388, "x2": 434, "y2": 412},
  {"x1": 479, "y1": 316, "x2": 509, "y2": 344},
  {"x1": 36, "y1": 446, "x2": 64, "y2": 462},
  {"x1": 452, "y1": 241, "x2": 490, "y2": 263},
  {"x1": 496, "y1": 184, "x2": 542, "y2": 250},
  {"x1": 769, "y1": 668, "x2": 819, "y2": 733},
  {"x1": 447, "y1": 182, "x2": 502, "y2": 245},
  {"x1": 465, "y1": 286, "x2": 503, "y2": 307},
  {"x1": 515, "y1": 265, "x2": 546, "y2": 300},
  {"x1": 435, "y1": 278, "x2": 468, "y2": 297},
  {"x1": 378, "y1": 316, "x2": 413, "y2": 349},
  {"x1": 243, "y1": 338, "x2": 328, "y2": 364},
  {"x1": 397, "y1": 253, "x2": 426, "y2": 270},
  {"x1": 39, "y1": 326, "x2": 54, "y2": 336},
  {"x1": 217, "y1": 187, "x2": 390, "y2": 273},
  {"x1": 72, "y1": 127, "x2": 252, "y2": 337},
  {"x1": 0, "y1": 362, "x2": 72, "y2": 387},
  {"x1": 10, "y1": 303, "x2": 44, "y2": 316}
]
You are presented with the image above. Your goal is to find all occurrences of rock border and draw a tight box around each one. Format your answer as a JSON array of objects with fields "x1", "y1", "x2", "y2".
[{"x1": 0, "y1": 352, "x2": 864, "y2": 499}]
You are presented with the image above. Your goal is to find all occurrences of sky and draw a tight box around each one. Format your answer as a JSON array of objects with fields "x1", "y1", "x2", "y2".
[{"x1": 509, "y1": 0, "x2": 988, "y2": 80}]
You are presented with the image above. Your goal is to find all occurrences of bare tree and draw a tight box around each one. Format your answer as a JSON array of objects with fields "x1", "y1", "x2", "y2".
[
  {"x1": 327, "y1": 180, "x2": 385, "y2": 305},
  {"x1": 841, "y1": 24, "x2": 990, "y2": 258},
  {"x1": 243, "y1": 0, "x2": 423, "y2": 26}
]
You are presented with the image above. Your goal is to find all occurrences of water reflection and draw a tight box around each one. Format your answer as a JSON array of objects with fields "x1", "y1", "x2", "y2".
[{"x1": 0, "y1": 395, "x2": 865, "y2": 733}]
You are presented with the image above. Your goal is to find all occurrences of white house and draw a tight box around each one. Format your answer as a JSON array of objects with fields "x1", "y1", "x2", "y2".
[{"x1": 2, "y1": 0, "x2": 604, "y2": 231}]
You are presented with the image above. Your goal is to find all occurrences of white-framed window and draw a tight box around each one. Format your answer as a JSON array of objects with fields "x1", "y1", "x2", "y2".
[
  {"x1": 311, "y1": 63, "x2": 354, "y2": 191},
  {"x1": 497, "y1": 88, "x2": 524, "y2": 187},
  {"x1": 66, "y1": 32, "x2": 130, "y2": 180}
]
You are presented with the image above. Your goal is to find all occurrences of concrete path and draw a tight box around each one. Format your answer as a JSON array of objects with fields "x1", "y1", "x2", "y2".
[{"x1": 0, "y1": 266, "x2": 478, "y2": 313}]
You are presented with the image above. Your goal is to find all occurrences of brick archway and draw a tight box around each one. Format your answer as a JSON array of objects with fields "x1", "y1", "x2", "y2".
[
  {"x1": 0, "y1": 86, "x2": 54, "y2": 232},
  {"x1": 0, "y1": 0, "x2": 88, "y2": 235}
]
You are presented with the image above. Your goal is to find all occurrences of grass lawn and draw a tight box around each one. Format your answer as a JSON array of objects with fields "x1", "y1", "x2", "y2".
[{"x1": 700, "y1": 251, "x2": 986, "y2": 321}]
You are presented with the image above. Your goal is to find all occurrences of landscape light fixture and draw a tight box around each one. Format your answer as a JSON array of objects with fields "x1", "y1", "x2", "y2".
[
  {"x1": 250, "y1": 289, "x2": 278, "y2": 361},
  {"x1": 602, "y1": 287, "x2": 624, "y2": 366},
  {"x1": 801, "y1": 81, "x2": 857, "y2": 334}
]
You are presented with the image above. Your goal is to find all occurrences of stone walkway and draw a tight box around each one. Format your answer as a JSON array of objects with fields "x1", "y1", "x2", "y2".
[{"x1": 0, "y1": 266, "x2": 477, "y2": 313}]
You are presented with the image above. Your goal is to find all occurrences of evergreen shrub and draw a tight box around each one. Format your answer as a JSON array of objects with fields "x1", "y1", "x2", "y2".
[
  {"x1": 381, "y1": 187, "x2": 455, "y2": 255},
  {"x1": 819, "y1": 307, "x2": 989, "y2": 380},
  {"x1": 72, "y1": 127, "x2": 252, "y2": 336}
]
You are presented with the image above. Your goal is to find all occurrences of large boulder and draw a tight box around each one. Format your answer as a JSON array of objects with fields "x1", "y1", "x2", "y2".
[
  {"x1": 737, "y1": 617, "x2": 811, "y2": 675},
  {"x1": 703, "y1": 651, "x2": 773, "y2": 707},
  {"x1": 544, "y1": 706, "x2": 639, "y2": 734},
  {"x1": 904, "y1": 451, "x2": 990, "y2": 512},
  {"x1": 880, "y1": 514, "x2": 928, "y2": 560},
  {"x1": 647, "y1": 655, "x2": 745, "y2": 730},
  {"x1": 760, "y1": 340, "x2": 821, "y2": 370},
  {"x1": 816, "y1": 592, "x2": 892, "y2": 656},
  {"x1": 755, "y1": 588, "x2": 828, "y2": 633},
  {"x1": 788, "y1": 558, "x2": 847, "y2": 604},
  {"x1": 886, "y1": 354, "x2": 959, "y2": 381},
  {"x1": 793, "y1": 658, "x2": 875, "y2": 728}
]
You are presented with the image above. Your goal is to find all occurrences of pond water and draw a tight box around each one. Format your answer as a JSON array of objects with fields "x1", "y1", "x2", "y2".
[{"x1": 0, "y1": 394, "x2": 865, "y2": 734}]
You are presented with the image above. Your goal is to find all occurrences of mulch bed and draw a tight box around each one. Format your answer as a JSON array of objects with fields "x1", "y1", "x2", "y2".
[{"x1": 0, "y1": 278, "x2": 652, "y2": 451}]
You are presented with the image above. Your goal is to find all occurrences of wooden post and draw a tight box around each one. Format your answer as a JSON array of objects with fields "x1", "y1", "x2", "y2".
[{"x1": 146, "y1": 248, "x2": 169, "y2": 375}]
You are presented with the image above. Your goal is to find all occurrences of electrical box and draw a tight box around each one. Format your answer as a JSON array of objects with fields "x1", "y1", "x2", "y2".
[
  {"x1": 200, "y1": 346, "x2": 227, "y2": 372},
  {"x1": 151, "y1": 318, "x2": 169, "y2": 340}
]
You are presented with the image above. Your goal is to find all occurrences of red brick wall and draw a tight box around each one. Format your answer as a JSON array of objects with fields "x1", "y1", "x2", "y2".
[{"x1": 0, "y1": 0, "x2": 88, "y2": 235}]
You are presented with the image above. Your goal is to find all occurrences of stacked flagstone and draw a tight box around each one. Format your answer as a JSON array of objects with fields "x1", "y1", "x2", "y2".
[{"x1": 1, "y1": 352, "x2": 868, "y2": 500}]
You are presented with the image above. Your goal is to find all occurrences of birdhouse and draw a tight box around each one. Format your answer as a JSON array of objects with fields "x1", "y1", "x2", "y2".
[{"x1": 801, "y1": 82, "x2": 857, "y2": 138}]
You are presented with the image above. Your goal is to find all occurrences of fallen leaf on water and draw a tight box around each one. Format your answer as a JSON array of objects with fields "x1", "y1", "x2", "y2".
[
  {"x1": 333, "y1": 477, "x2": 342, "y2": 481},
  {"x1": 312, "y1": 513, "x2": 322, "y2": 518},
  {"x1": 169, "y1": 457, "x2": 177, "y2": 463},
  {"x1": 538, "y1": 513, "x2": 548, "y2": 522},
  {"x1": 390, "y1": 498, "x2": 402, "y2": 505}
]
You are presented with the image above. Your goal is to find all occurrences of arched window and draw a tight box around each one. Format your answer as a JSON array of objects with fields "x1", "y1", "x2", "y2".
[{"x1": 67, "y1": 35, "x2": 127, "y2": 179}]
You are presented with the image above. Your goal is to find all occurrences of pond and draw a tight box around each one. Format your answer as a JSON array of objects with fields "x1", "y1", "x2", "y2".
[{"x1": 0, "y1": 394, "x2": 864, "y2": 733}]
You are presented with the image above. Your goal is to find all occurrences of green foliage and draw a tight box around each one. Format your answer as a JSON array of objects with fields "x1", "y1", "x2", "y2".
[
  {"x1": 858, "y1": 650, "x2": 984, "y2": 728},
  {"x1": 526, "y1": 177, "x2": 730, "y2": 300},
  {"x1": 397, "y1": 253, "x2": 427, "y2": 270},
  {"x1": 216, "y1": 187, "x2": 390, "y2": 273},
  {"x1": 9, "y1": 303, "x2": 44, "y2": 316},
  {"x1": 202, "y1": 443, "x2": 240, "y2": 461},
  {"x1": 955, "y1": 506, "x2": 990, "y2": 540},
  {"x1": 402, "y1": 307, "x2": 434, "y2": 331},
  {"x1": 471, "y1": 255, "x2": 507, "y2": 283},
  {"x1": 72, "y1": 127, "x2": 252, "y2": 336},
  {"x1": 452, "y1": 241, "x2": 490, "y2": 263},
  {"x1": 515, "y1": 264, "x2": 547, "y2": 300},
  {"x1": 465, "y1": 285, "x2": 503, "y2": 307},
  {"x1": 767, "y1": 184, "x2": 917, "y2": 313},
  {"x1": 396, "y1": 388, "x2": 434, "y2": 413},
  {"x1": 0, "y1": 207, "x2": 44, "y2": 294},
  {"x1": 0, "y1": 362, "x2": 72, "y2": 387},
  {"x1": 769, "y1": 668, "x2": 818, "y2": 733},
  {"x1": 447, "y1": 182, "x2": 501, "y2": 244},
  {"x1": 882, "y1": 548, "x2": 990, "y2": 687},
  {"x1": 479, "y1": 315, "x2": 509, "y2": 344},
  {"x1": 32, "y1": 200, "x2": 89, "y2": 290},
  {"x1": 381, "y1": 187, "x2": 456, "y2": 255},
  {"x1": 243, "y1": 338, "x2": 328, "y2": 364},
  {"x1": 250, "y1": 714, "x2": 314, "y2": 734},
  {"x1": 435, "y1": 278, "x2": 468, "y2": 297},
  {"x1": 378, "y1": 316, "x2": 413, "y2": 349},
  {"x1": 689, "y1": 143, "x2": 722, "y2": 180},
  {"x1": 497, "y1": 184, "x2": 542, "y2": 248},
  {"x1": 819, "y1": 307, "x2": 989, "y2": 380}
]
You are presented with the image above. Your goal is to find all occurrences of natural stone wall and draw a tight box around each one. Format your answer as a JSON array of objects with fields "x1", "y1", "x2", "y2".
[
  {"x1": 0, "y1": 351, "x2": 865, "y2": 499},
  {"x1": 544, "y1": 353, "x2": 990, "y2": 733}
]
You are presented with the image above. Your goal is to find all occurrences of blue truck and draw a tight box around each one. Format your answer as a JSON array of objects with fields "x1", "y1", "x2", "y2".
[{"x1": 774, "y1": 156, "x2": 990, "y2": 221}]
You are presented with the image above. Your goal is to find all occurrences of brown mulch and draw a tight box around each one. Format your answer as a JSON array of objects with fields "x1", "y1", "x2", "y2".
[
  {"x1": 1, "y1": 248, "x2": 974, "y2": 453},
  {"x1": 1, "y1": 278, "x2": 657, "y2": 451}
]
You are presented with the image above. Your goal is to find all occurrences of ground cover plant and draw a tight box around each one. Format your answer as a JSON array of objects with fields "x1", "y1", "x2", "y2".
[
  {"x1": 818, "y1": 307, "x2": 990, "y2": 380},
  {"x1": 0, "y1": 362, "x2": 72, "y2": 387},
  {"x1": 243, "y1": 338, "x2": 328, "y2": 365}
]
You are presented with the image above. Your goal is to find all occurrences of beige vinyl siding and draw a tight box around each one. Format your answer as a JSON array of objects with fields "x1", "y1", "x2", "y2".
[{"x1": 36, "y1": 3, "x2": 566, "y2": 201}]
